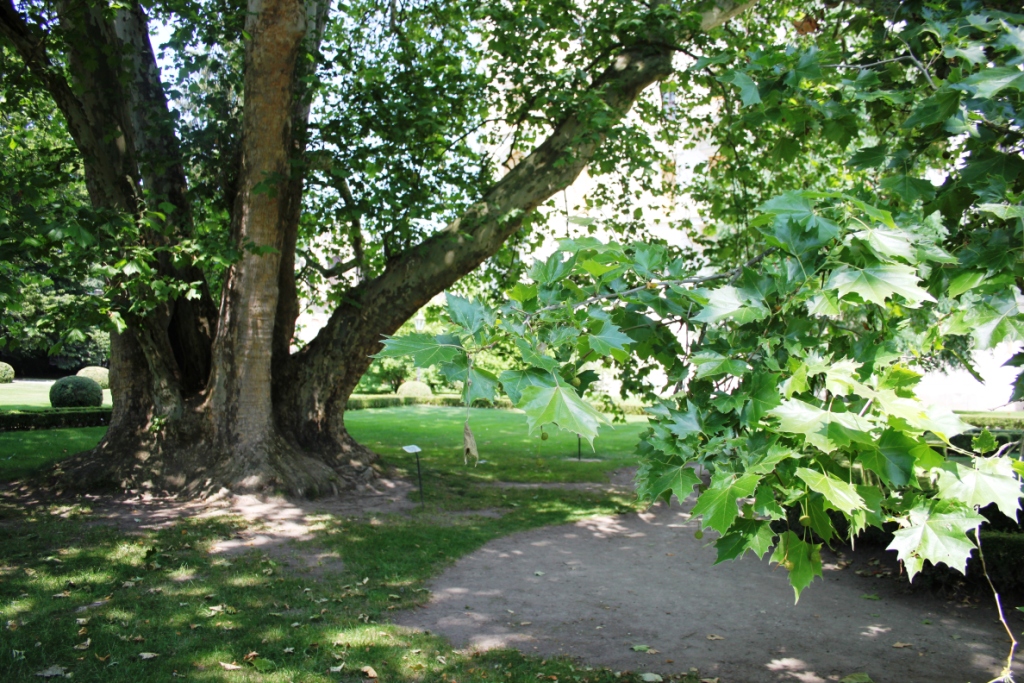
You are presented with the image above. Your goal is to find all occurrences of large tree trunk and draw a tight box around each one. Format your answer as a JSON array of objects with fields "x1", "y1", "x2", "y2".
[{"x1": 2, "y1": 0, "x2": 756, "y2": 497}]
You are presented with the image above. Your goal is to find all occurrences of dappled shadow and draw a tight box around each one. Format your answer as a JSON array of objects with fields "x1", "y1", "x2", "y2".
[{"x1": 397, "y1": 500, "x2": 1024, "y2": 682}]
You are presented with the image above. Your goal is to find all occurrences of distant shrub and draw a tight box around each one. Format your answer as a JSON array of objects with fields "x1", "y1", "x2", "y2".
[
  {"x1": 76, "y1": 366, "x2": 109, "y2": 389},
  {"x1": 50, "y1": 376, "x2": 103, "y2": 408},
  {"x1": 0, "y1": 362, "x2": 13, "y2": 383},
  {"x1": 396, "y1": 380, "x2": 433, "y2": 398}
]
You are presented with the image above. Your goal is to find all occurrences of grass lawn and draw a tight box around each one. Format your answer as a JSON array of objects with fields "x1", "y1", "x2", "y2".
[
  {"x1": 346, "y1": 406, "x2": 648, "y2": 484},
  {"x1": 0, "y1": 427, "x2": 109, "y2": 481},
  {"x1": 0, "y1": 380, "x2": 113, "y2": 411},
  {"x1": 0, "y1": 408, "x2": 679, "y2": 683}
]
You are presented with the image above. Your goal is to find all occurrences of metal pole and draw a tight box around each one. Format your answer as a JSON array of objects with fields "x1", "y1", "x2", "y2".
[
  {"x1": 416, "y1": 452, "x2": 425, "y2": 506},
  {"x1": 578, "y1": 435, "x2": 581, "y2": 462}
]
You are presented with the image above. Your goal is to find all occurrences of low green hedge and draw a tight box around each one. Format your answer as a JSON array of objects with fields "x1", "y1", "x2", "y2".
[
  {"x1": 956, "y1": 411, "x2": 1024, "y2": 430},
  {"x1": 344, "y1": 393, "x2": 646, "y2": 414},
  {"x1": 0, "y1": 407, "x2": 113, "y2": 431}
]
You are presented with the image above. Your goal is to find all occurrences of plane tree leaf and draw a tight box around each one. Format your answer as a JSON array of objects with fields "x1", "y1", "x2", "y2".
[
  {"x1": 518, "y1": 384, "x2": 607, "y2": 446},
  {"x1": 690, "y1": 472, "x2": 762, "y2": 534},
  {"x1": 887, "y1": 500, "x2": 985, "y2": 580}
]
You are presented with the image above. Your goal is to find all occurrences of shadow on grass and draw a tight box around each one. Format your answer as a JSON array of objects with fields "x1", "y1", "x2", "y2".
[{"x1": 0, "y1": 487, "x2": 667, "y2": 683}]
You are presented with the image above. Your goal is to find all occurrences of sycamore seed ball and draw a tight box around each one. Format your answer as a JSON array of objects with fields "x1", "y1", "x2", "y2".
[
  {"x1": 694, "y1": 529, "x2": 704, "y2": 540},
  {"x1": 541, "y1": 432, "x2": 549, "y2": 441}
]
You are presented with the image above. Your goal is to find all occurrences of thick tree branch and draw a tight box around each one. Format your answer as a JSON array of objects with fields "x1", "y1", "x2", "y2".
[{"x1": 275, "y1": 0, "x2": 759, "y2": 450}]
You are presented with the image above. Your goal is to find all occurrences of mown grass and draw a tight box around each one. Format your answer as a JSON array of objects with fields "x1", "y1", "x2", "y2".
[
  {"x1": 346, "y1": 406, "x2": 647, "y2": 484},
  {"x1": 0, "y1": 408, "x2": 696, "y2": 683},
  {"x1": 0, "y1": 380, "x2": 113, "y2": 411},
  {"x1": 0, "y1": 428, "x2": 108, "y2": 481}
]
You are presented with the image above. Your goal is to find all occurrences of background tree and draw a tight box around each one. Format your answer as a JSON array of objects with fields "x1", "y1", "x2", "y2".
[{"x1": 0, "y1": 0, "x2": 755, "y2": 494}]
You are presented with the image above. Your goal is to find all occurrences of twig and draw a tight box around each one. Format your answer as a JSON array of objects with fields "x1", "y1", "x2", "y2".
[
  {"x1": 822, "y1": 57, "x2": 914, "y2": 69},
  {"x1": 977, "y1": 529, "x2": 1019, "y2": 683}
]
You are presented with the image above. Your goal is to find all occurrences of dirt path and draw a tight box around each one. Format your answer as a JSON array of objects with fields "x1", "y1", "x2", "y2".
[{"x1": 396, "y1": 492, "x2": 1024, "y2": 683}]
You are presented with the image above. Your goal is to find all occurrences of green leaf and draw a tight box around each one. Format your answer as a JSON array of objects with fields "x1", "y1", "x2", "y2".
[
  {"x1": 887, "y1": 500, "x2": 984, "y2": 580},
  {"x1": 581, "y1": 259, "x2": 618, "y2": 278},
  {"x1": 714, "y1": 519, "x2": 775, "y2": 563},
  {"x1": 937, "y1": 457, "x2": 1022, "y2": 519},
  {"x1": 902, "y1": 89, "x2": 961, "y2": 129},
  {"x1": 499, "y1": 368, "x2": 557, "y2": 405},
  {"x1": 972, "y1": 429, "x2": 998, "y2": 455},
  {"x1": 529, "y1": 252, "x2": 575, "y2": 284},
  {"x1": 515, "y1": 339, "x2": 560, "y2": 372},
  {"x1": 978, "y1": 203, "x2": 1024, "y2": 220},
  {"x1": 857, "y1": 429, "x2": 920, "y2": 487},
  {"x1": 691, "y1": 350, "x2": 749, "y2": 380},
  {"x1": 375, "y1": 333, "x2": 462, "y2": 367},
  {"x1": 768, "y1": 399, "x2": 873, "y2": 454},
  {"x1": 948, "y1": 270, "x2": 986, "y2": 297},
  {"x1": 795, "y1": 468, "x2": 866, "y2": 515},
  {"x1": 466, "y1": 366, "x2": 500, "y2": 405},
  {"x1": 717, "y1": 70, "x2": 761, "y2": 107},
  {"x1": 666, "y1": 404, "x2": 703, "y2": 440},
  {"x1": 649, "y1": 462, "x2": 701, "y2": 504},
  {"x1": 740, "y1": 372, "x2": 781, "y2": 426},
  {"x1": 955, "y1": 66, "x2": 1024, "y2": 98},
  {"x1": 691, "y1": 285, "x2": 768, "y2": 325},
  {"x1": 690, "y1": 472, "x2": 762, "y2": 534},
  {"x1": 879, "y1": 175, "x2": 937, "y2": 204},
  {"x1": 846, "y1": 226, "x2": 917, "y2": 262},
  {"x1": 585, "y1": 320, "x2": 632, "y2": 357},
  {"x1": 518, "y1": 384, "x2": 607, "y2": 446},
  {"x1": 507, "y1": 283, "x2": 538, "y2": 302},
  {"x1": 847, "y1": 144, "x2": 887, "y2": 170},
  {"x1": 824, "y1": 359, "x2": 864, "y2": 396},
  {"x1": 943, "y1": 44, "x2": 987, "y2": 65},
  {"x1": 770, "y1": 531, "x2": 822, "y2": 603},
  {"x1": 825, "y1": 264, "x2": 935, "y2": 307},
  {"x1": 446, "y1": 293, "x2": 494, "y2": 335},
  {"x1": 968, "y1": 291, "x2": 1024, "y2": 349}
]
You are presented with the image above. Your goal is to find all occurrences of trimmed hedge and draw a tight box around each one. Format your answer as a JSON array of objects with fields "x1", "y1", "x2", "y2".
[
  {"x1": 0, "y1": 407, "x2": 113, "y2": 431},
  {"x1": 50, "y1": 376, "x2": 103, "y2": 407},
  {"x1": 396, "y1": 380, "x2": 433, "y2": 397},
  {"x1": 957, "y1": 411, "x2": 1024, "y2": 430},
  {"x1": 0, "y1": 362, "x2": 13, "y2": 383},
  {"x1": 76, "y1": 366, "x2": 110, "y2": 389},
  {"x1": 344, "y1": 393, "x2": 646, "y2": 414}
]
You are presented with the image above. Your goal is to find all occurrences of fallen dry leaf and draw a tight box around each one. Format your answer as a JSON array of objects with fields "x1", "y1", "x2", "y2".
[
  {"x1": 219, "y1": 662, "x2": 242, "y2": 670},
  {"x1": 75, "y1": 618, "x2": 89, "y2": 626},
  {"x1": 283, "y1": 647, "x2": 295, "y2": 654},
  {"x1": 638, "y1": 674, "x2": 662, "y2": 683},
  {"x1": 74, "y1": 638, "x2": 91, "y2": 650},
  {"x1": 892, "y1": 642, "x2": 913, "y2": 649},
  {"x1": 706, "y1": 634, "x2": 725, "y2": 641},
  {"x1": 138, "y1": 652, "x2": 160, "y2": 660},
  {"x1": 243, "y1": 651, "x2": 259, "y2": 662},
  {"x1": 362, "y1": 665, "x2": 379, "y2": 678},
  {"x1": 330, "y1": 664, "x2": 346, "y2": 673},
  {"x1": 35, "y1": 665, "x2": 66, "y2": 678},
  {"x1": 95, "y1": 654, "x2": 110, "y2": 662}
]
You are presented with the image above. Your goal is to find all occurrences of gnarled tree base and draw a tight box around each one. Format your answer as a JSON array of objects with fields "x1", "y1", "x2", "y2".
[{"x1": 49, "y1": 417, "x2": 379, "y2": 499}]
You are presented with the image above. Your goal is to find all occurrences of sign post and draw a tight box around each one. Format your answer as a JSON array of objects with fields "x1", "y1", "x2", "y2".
[{"x1": 403, "y1": 445, "x2": 424, "y2": 506}]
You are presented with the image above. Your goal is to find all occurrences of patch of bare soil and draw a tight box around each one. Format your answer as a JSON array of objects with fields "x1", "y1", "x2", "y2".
[{"x1": 395, "y1": 493, "x2": 1024, "y2": 683}]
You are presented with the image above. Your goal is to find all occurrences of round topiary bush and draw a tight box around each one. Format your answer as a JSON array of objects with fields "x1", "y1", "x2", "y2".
[
  {"x1": 76, "y1": 366, "x2": 110, "y2": 389},
  {"x1": 0, "y1": 362, "x2": 13, "y2": 384},
  {"x1": 50, "y1": 376, "x2": 103, "y2": 408},
  {"x1": 396, "y1": 380, "x2": 433, "y2": 398}
]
